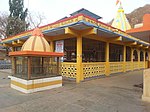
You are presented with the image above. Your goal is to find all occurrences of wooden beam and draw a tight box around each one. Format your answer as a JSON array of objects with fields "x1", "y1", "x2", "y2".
[
  {"x1": 81, "y1": 28, "x2": 97, "y2": 36},
  {"x1": 12, "y1": 41, "x2": 17, "y2": 45},
  {"x1": 3, "y1": 43, "x2": 13, "y2": 47},
  {"x1": 125, "y1": 41, "x2": 137, "y2": 46},
  {"x1": 136, "y1": 44, "x2": 143, "y2": 48},
  {"x1": 143, "y1": 46, "x2": 149, "y2": 49},
  {"x1": 45, "y1": 34, "x2": 74, "y2": 41},
  {"x1": 65, "y1": 27, "x2": 79, "y2": 36},
  {"x1": 17, "y1": 39, "x2": 24, "y2": 44},
  {"x1": 108, "y1": 36, "x2": 122, "y2": 42},
  {"x1": 12, "y1": 41, "x2": 23, "y2": 46}
]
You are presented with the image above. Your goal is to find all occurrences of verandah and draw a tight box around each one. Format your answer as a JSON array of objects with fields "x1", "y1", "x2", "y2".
[{"x1": 58, "y1": 37, "x2": 149, "y2": 83}]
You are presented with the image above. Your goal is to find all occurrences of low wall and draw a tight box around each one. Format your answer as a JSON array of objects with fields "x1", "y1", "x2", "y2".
[
  {"x1": 142, "y1": 68, "x2": 150, "y2": 102},
  {"x1": 9, "y1": 76, "x2": 62, "y2": 93}
]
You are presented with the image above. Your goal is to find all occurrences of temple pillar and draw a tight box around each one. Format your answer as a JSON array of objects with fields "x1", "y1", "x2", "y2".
[
  {"x1": 76, "y1": 35, "x2": 83, "y2": 83},
  {"x1": 123, "y1": 46, "x2": 126, "y2": 72},
  {"x1": 148, "y1": 51, "x2": 150, "y2": 68},
  {"x1": 138, "y1": 49, "x2": 140, "y2": 69},
  {"x1": 105, "y1": 42, "x2": 110, "y2": 76},
  {"x1": 11, "y1": 47, "x2": 15, "y2": 74},
  {"x1": 131, "y1": 47, "x2": 134, "y2": 70},
  {"x1": 143, "y1": 50, "x2": 146, "y2": 68},
  {"x1": 12, "y1": 57, "x2": 16, "y2": 75},
  {"x1": 28, "y1": 57, "x2": 31, "y2": 80},
  {"x1": 50, "y1": 40, "x2": 54, "y2": 66},
  {"x1": 50, "y1": 40, "x2": 54, "y2": 52},
  {"x1": 57, "y1": 57, "x2": 60, "y2": 74}
]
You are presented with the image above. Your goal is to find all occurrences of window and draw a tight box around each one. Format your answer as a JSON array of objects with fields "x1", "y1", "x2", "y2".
[
  {"x1": 145, "y1": 52, "x2": 149, "y2": 61},
  {"x1": 82, "y1": 38, "x2": 106, "y2": 62},
  {"x1": 109, "y1": 43, "x2": 123, "y2": 62},
  {"x1": 133, "y1": 50, "x2": 138, "y2": 61},
  {"x1": 126, "y1": 46, "x2": 131, "y2": 61},
  {"x1": 55, "y1": 38, "x2": 77, "y2": 62},
  {"x1": 14, "y1": 57, "x2": 59, "y2": 79},
  {"x1": 140, "y1": 51, "x2": 144, "y2": 61},
  {"x1": 15, "y1": 57, "x2": 28, "y2": 79}
]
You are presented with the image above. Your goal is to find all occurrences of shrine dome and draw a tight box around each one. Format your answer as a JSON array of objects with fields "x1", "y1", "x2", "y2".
[{"x1": 21, "y1": 28, "x2": 50, "y2": 52}]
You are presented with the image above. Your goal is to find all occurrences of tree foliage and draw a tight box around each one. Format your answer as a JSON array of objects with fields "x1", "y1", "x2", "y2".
[
  {"x1": 27, "y1": 11, "x2": 46, "y2": 29},
  {"x1": 0, "y1": 12, "x2": 8, "y2": 39},
  {"x1": 6, "y1": 0, "x2": 28, "y2": 37}
]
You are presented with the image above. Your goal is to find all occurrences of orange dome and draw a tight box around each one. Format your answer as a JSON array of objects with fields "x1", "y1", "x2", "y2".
[{"x1": 21, "y1": 28, "x2": 50, "y2": 52}]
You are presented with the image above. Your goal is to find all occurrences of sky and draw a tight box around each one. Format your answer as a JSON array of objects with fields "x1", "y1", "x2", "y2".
[{"x1": 0, "y1": 0, "x2": 149, "y2": 26}]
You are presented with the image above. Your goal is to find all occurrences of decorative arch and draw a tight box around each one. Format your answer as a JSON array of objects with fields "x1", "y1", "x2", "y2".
[
  {"x1": 109, "y1": 43, "x2": 123, "y2": 62},
  {"x1": 145, "y1": 52, "x2": 149, "y2": 61},
  {"x1": 133, "y1": 50, "x2": 138, "y2": 61},
  {"x1": 140, "y1": 51, "x2": 144, "y2": 61},
  {"x1": 126, "y1": 46, "x2": 131, "y2": 61}
]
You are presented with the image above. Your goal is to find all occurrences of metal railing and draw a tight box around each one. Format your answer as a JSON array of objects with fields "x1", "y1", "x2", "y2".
[
  {"x1": 0, "y1": 60, "x2": 12, "y2": 69},
  {"x1": 13, "y1": 64, "x2": 60, "y2": 80}
]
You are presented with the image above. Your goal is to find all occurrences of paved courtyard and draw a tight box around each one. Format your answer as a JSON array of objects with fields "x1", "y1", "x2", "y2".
[{"x1": 0, "y1": 69, "x2": 150, "y2": 112}]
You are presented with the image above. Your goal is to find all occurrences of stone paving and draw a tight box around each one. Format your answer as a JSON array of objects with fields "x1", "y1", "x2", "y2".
[{"x1": 0, "y1": 70, "x2": 150, "y2": 112}]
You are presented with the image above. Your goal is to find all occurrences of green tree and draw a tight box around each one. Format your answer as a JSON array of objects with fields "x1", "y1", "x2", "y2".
[{"x1": 6, "y1": 0, "x2": 28, "y2": 37}]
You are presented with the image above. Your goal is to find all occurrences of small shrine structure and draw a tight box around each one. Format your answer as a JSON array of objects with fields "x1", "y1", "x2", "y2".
[{"x1": 9, "y1": 28, "x2": 64, "y2": 93}]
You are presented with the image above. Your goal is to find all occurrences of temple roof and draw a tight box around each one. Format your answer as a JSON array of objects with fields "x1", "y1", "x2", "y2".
[
  {"x1": 21, "y1": 28, "x2": 50, "y2": 52},
  {"x1": 111, "y1": 5, "x2": 131, "y2": 31},
  {"x1": 9, "y1": 28, "x2": 64, "y2": 57},
  {"x1": 1, "y1": 13, "x2": 149, "y2": 47},
  {"x1": 70, "y1": 8, "x2": 102, "y2": 20}
]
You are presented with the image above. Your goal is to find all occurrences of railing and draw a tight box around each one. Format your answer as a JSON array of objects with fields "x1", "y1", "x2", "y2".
[
  {"x1": 139, "y1": 61, "x2": 145, "y2": 69},
  {"x1": 0, "y1": 60, "x2": 11, "y2": 69},
  {"x1": 133, "y1": 62, "x2": 139, "y2": 70},
  {"x1": 82, "y1": 62, "x2": 105, "y2": 78},
  {"x1": 126, "y1": 62, "x2": 133, "y2": 71},
  {"x1": 110, "y1": 62, "x2": 124, "y2": 74},
  {"x1": 11, "y1": 61, "x2": 149, "y2": 80},
  {"x1": 145, "y1": 61, "x2": 148, "y2": 68},
  {"x1": 14, "y1": 64, "x2": 60, "y2": 80},
  {"x1": 60, "y1": 62, "x2": 77, "y2": 79},
  {"x1": 82, "y1": 61, "x2": 148, "y2": 79}
]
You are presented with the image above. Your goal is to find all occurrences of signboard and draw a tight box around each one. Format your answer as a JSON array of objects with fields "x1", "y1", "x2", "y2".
[
  {"x1": 55, "y1": 40, "x2": 64, "y2": 53},
  {"x1": 55, "y1": 40, "x2": 64, "y2": 62}
]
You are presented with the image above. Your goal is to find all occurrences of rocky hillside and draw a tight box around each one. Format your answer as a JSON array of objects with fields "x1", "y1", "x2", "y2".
[{"x1": 126, "y1": 4, "x2": 150, "y2": 28}]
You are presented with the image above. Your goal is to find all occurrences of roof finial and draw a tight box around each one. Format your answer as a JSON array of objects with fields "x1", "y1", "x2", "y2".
[
  {"x1": 32, "y1": 28, "x2": 44, "y2": 37},
  {"x1": 116, "y1": 0, "x2": 122, "y2": 6}
]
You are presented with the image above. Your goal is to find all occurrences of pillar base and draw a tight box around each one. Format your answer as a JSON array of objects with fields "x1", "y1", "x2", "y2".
[
  {"x1": 142, "y1": 95, "x2": 150, "y2": 102},
  {"x1": 9, "y1": 76, "x2": 62, "y2": 93}
]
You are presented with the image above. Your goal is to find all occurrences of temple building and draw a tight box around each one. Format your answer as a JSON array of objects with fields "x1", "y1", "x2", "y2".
[{"x1": 0, "y1": 8, "x2": 150, "y2": 88}]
